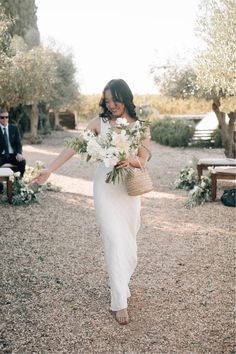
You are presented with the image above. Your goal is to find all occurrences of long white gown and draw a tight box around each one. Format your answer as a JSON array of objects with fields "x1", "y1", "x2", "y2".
[{"x1": 93, "y1": 119, "x2": 141, "y2": 311}]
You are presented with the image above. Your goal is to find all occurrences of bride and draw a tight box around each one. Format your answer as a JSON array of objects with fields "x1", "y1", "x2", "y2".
[{"x1": 32, "y1": 78, "x2": 150, "y2": 325}]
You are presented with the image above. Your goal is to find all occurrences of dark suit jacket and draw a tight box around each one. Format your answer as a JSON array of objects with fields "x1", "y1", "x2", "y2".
[{"x1": 0, "y1": 124, "x2": 22, "y2": 156}]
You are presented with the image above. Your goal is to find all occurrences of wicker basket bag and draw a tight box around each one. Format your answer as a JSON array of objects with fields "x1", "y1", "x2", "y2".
[{"x1": 126, "y1": 156, "x2": 153, "y2": 196}]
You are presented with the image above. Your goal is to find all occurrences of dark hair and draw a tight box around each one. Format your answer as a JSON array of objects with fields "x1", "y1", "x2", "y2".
[{"x1": 99, "y1": 79, "x2": 138, "y2": 121}]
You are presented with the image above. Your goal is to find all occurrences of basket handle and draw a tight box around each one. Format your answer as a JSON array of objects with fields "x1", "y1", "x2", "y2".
[
  {"x1": 136, "y1": 145, "x2": 151, "y2": 170},
  {"x1": 141, "y1": 144, "x2": 152, "y2": 161},
  {"x1": 136, "y1": 156, "x2": 147, "y2": 171}
]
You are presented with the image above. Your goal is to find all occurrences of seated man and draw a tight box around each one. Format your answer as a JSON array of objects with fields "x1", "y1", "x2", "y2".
[{"x1": 0, "y1": 108, "x2": 26, "y2": 192}]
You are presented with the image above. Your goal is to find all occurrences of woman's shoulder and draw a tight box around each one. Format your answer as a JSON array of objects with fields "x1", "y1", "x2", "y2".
[
  {"x1": 86, "y1": 116, "x2": 101, "y2": 134},
  {"x1": 88, "y1": 115, "x2": 100, "y2": 124}
]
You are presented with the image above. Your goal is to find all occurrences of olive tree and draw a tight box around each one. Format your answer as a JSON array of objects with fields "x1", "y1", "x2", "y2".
[
  {"x1": 194, "y1": 0, "x2": 236, "y2": 157},
  {"x1": 0, "y1": 0, "x2": 40, "y2": 48},
  {"x1": 151, "y1": 64, "x2": 199, "y2": 99},
  {"x1": 0, "y1": 45, "x2": 57, "y2": 140},
  {"x1": 49, "y1": 50, "x2": 79, "y2": 129},
  {"x1": 0, "y1": 5, "x2": 12, "y2": 69}
]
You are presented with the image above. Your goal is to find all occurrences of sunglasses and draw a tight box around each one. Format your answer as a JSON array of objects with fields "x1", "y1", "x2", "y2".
[{"x1": 0, "y1": 116, "x2": 9, "y2": 119}]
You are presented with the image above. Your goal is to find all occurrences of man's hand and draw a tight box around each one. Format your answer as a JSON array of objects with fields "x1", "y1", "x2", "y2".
[{"x1": 16, "y1": 153, "x2": 25, "y2": 161}]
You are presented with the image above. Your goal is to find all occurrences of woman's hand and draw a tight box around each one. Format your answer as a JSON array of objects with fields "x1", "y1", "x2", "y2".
[
  {"x1": 116, "y1": 155, "x2": 145, "y2": 170},
  {"x1": 116, "y1": 155, "x2": 136, "y2": 169},
  {"x1": 30, "y1": 169, "x2": 51, "y2": 185},
  {"x1": 116, "y1": 159, "x2": 131, "y2": 169}
]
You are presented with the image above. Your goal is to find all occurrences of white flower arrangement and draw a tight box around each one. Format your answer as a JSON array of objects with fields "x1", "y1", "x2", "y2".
[
  {"x1": 174, "y1": 166, "x2": 198, "y2": 191},
  {"x1": 9, "y1": 172, "x2": 41, "y2": 205},
  {"x1": 0, "y1": 161, "x2": 60, "y2": 206},
  {"x1": 66, "y1": 118, "x2": 150, "y2": 184},
  {"x1": 175, "y1": 163, "x2": 214, "y2": 208},
  {"x1": 185, "y1": 169, "x2": 213, "y2": 208}
]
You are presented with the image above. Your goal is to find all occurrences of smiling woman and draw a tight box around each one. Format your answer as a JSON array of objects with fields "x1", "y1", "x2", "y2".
[
  {"x1": 31, "y1": 78, "x2": 151, "y2": 325},
  {"x1": 99, "y1": 79, "x2": 138, "y2": 121}
]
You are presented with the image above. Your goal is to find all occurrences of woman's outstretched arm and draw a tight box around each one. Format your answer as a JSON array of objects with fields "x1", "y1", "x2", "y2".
[
  {"x1": 31, "y1": 147, "x2": 76, "y2": 185},
  {"x1": 31, "y1": 117, "x2": 100, "y2": 185}
]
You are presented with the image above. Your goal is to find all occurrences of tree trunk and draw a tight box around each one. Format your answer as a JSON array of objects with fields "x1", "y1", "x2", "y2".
[
  {"x1": 74, "y1": 110, "x2": 79, "y2": 130},
  {"x1": 54, "y1": 110, "x2": 60, "y2": 128},
  {"x1": 53, "y1": 110, "x2": 63, "y2": 130},
  {"x1": 212, "y1": 98, "x2": 236, "y2": 158},
  {"x1": 228, "y1": 111, "x2": 236, "y2": 157},
  {"x1": 30, "y1": 102, "x2": 39, "y2": 139},
  {"x1": 43, "y1": 105, "x2": 52, "y2": 134}
]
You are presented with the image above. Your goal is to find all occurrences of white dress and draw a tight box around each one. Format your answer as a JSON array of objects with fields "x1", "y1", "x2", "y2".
[{"x1": 93, "y1": 119, "x2": 141, "y2": 311}]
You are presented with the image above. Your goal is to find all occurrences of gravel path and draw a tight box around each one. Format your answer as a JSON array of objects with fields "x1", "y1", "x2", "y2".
[{"x1": 0, "y1": 129, "x2": 235, "y2": 354}]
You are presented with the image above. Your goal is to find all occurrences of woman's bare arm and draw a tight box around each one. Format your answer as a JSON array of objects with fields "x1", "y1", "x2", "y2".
[
  {"x1": 31, "y1": 117, "x2": 101, "y2": 185},
  {"x1": 47, "y1": 147, "x2": 76, "y2": 173},
  {"x1": 31, "y1": 147, "x2": 76, "y2": 185},
  {"x1": 86, "y1": 116, "x2": 100, "y2": 134}
]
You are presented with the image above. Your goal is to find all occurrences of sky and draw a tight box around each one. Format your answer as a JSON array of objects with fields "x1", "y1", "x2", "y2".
[{"x1": 35, "y1": 0, "x2": 202, "y2": 95}]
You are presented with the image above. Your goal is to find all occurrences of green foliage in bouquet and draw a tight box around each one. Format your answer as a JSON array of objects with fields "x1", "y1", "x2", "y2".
[
  {"x1": 65, "y1": 118, "x2": 151, "y2": 184},
  {"x1": 105, "y1": 120, "x2": 151, "y2": 184},
  {"x1": 65, "y1": 136, "x2": 88, "y2": 156}
]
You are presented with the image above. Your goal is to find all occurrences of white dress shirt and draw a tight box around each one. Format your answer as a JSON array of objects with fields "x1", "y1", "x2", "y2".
[{"x1": 0, "y1": 124, "x2": 14, "y2": 154}]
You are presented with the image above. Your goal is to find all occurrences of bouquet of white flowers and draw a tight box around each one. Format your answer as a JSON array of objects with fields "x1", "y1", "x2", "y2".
[{"x1": 66, "y1": 118, "x2": 150, "y2": 184}]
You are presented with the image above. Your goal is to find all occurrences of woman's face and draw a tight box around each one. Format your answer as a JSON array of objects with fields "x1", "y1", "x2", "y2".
[{"x1": 104, "y1": 89, "x2": 126, "y2": 118}]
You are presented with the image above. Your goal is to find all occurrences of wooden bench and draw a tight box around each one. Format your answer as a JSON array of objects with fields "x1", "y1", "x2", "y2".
[
  {"x1": 0, "y1": 167, "x2": 14, "y2": 203},
  {"x1": 197, "y1": 158, "x2": 236, "y2": 178},
  {"x1": 1, "y1": 163, "x2": 18, "y2": 172},
  {"x1": 211, "y1": 167, "x2": 236, "y2": 201},
  {"x1": 191, "y1": 129, "x2": 215, "y2": 143}
]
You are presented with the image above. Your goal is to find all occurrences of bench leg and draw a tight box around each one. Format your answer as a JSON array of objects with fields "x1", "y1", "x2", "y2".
[
  {"x1": 197, "y1": 165, "x2": 202, "y2": 179},
  {"x1": 6, "y1": 179, "x2": 13, "y2": 203},
  {"x1": 211, "y1": 174, "x2": 217, "y2": 201}
]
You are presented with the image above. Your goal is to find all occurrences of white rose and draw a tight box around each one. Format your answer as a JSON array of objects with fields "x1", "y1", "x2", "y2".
[
  {"x1": 36, "y1": 161, "x2": 45, "y2": 168},
  {"x1": 136, "y1": 120, "x2": 141, "y2": 127},
  {"x1": 104, "y1": 156, "x2": 119, "y2": 168},
  {"x1": 82, "y1": 129, "x2": 94, "y2": 142},
  {"x1": 116, "y1": 118, "x2": 129, "y2": 126},
  {"x1": 86, "y1": 139, "x2": 103, "y2": 160},
  {"x1": 112, "y1": 131, "x2": 130, "y2": 154}
]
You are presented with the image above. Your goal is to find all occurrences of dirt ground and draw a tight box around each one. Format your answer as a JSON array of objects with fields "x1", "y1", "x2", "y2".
[{"x1": 0, "y1": 128, "x2": 235, "y2": 354}]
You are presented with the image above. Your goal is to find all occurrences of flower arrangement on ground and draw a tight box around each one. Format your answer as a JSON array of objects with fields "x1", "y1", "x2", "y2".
[
  {"x1": 174, "y1": 165, "x2": 198, "y2": 190},
  {"x1": 66, "y1": 118, "x2": 150, "y2": 184},
  {"x1": 185, "y1": 168, "x2": 213, "y2": 208},
  {"x1": 174, "y1": 161, "x2": 214, "y2": 208},
  {"x1": 0, "y1": 161, "x2": 61, "y2": 205},
  {"x1": 10, "y1": 171, "x2": 41, "y2": 205}
]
